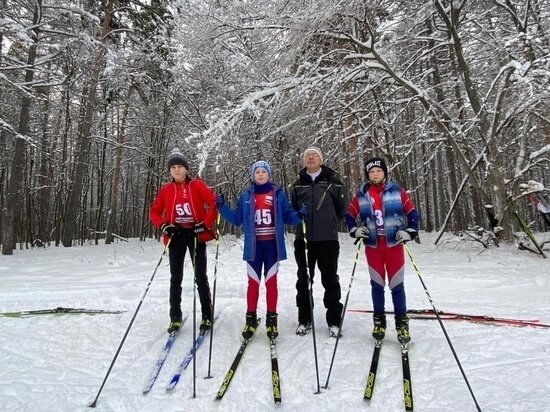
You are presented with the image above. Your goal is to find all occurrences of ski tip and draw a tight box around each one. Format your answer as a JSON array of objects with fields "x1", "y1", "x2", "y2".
[{"x1": 166, "y1": 378, "x2": 179, "y2": 391}]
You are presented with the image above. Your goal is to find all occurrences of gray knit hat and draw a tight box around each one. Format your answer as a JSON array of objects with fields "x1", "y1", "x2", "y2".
[{"x1": 167, "y1": 148, "x2": 189, "y2": 171}]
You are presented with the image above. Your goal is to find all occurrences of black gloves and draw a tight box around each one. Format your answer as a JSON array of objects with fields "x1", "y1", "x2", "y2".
[
  {"x1": 160, "y1": 223, "x2": 178, "y2": 236},
  {"x1": 194, "y1": 222, "x2": 206, "y2": 235}
]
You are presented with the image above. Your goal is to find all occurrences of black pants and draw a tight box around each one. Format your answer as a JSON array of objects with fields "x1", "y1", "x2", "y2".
[
  {"x1": 294, "y1": 239, "x2": 343, "y2": 327},
  {"x1": 168, "y1": 229, "x2": 212, "y2": 321}
]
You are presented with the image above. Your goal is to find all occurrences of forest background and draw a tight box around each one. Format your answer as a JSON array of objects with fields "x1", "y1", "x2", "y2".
[{"x1": 1, "y1": 0, "x2": 549, "y2": 254}]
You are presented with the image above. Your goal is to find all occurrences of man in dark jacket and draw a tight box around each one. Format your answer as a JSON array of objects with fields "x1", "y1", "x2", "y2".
[{"x1": 290, "y1": 146, "x2": 348, "y2": 337}]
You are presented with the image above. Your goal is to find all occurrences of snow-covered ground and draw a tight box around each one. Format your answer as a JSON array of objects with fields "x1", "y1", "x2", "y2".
[{"x1": 1, "y1": 232, "x2": 549, "y2": 412}]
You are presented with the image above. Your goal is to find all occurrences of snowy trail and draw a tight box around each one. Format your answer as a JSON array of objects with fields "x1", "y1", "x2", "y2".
[{"x1": 0, "y1": 233, "x2": 549, "y2": 411}]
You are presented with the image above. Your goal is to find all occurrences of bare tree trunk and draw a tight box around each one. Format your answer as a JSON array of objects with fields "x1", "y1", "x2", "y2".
[
  {"x1": 36, "y1": 84, "x2": 54, "y2": 245},
  {"x1": 106, "y1": 83, "x2": 134, "y2": 244},
  {"x1": 0, "y1": 0, "x2": 6, "y2": 236},
  {"x1": 421, "y1": 142, "x2": 433, "y2": 232},
  {"x1": 1, "y1": 0, "x2": 41, "y2": 255},
  {"x1": 346, "y1": 131, "x2": 361, "y2": 191},
  {"x1": 54, "y1": 88, "x2": 71, "y2": 246},
  {"x1": 61, "y1": 0, "x2": 115, "y2": 247},
  {"x1": 95, "y1": 139, "x2": 107, "y2": 245}
]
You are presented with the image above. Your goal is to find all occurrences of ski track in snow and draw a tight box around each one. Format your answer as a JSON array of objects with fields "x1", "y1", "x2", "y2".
[{"x1": 0, "y1": 233, "x2": 549, "y2": 411}]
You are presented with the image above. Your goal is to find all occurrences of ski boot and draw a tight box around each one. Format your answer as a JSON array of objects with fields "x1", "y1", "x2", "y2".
[
  {"x1": 167, "y1": 320, "x2": 182, "y2": 334},
  {"x1": 242, "y1": 312, "x2": 257, "y2": 340},
  {"x1": 372, "y1": 313, "x2": 386, "y2": 341},
  {"x1": 395, "y1": 314, "x2": 411, "y2": 344},
  {"x1": 328, "y1": 325, "x2": 342, "y2": 338},
  {"x1": 266, "y1": 312, "x2": 279, "y2": 340},
  {"x1": 199, "y1": 316, "x2": 212, "y2": 335},
  {"x1": 295, "y1": 322, "x2": 312, "y2": 336}
]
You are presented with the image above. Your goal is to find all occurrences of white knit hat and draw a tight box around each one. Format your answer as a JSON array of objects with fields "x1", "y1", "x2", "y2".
[{"x1": 303, "y1": 146, "x2": 324, "y2": 163}]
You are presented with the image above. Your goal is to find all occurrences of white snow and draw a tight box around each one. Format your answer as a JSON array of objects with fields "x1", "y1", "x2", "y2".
[{"x1": 1, "y1": 232, "x2": 549, "y2": 412}]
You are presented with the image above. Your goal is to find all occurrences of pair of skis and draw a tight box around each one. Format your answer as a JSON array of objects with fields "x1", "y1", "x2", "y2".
[
  {"x1": 142, "y1": 318, "x2": 210, "y2": 393},
  {"x1": 215, "y1": 319, "x2": 281, "y2": 403},
  {"x1": 0, "y1": 307, "x2": 125, "y2": 317},
  {"x1": 349, "y1": 308, "x2": 550, "y2": 328},
  {"x1": 364, "y1": 340, "x2": 413, "y2": 411}
]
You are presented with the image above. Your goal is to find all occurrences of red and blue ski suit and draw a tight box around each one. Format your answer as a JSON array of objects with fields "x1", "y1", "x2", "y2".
[{"x1": 346, "y1": 180, "x2": 419, "y2": 316}]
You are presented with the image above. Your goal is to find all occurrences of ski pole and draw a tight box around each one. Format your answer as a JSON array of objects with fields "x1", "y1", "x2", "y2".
[
  {"x1": 322, "y1": 239, "x2": 362, "y2": 389},
  {"x1": 205, "y1": 213, "x2": 221, "y2": 379},
  {"x1": 404, "y1": 244, "x2": 482, "y2": 412},
  {"x1": 301, "y1": 220, "x2": 321, "y2": 394},
  {"x1": 514, "y1": 211, "x2": 546, "y2": 258},
  {"x1": 89, "y1": 238, "x2": 171, "y2": 408},
  {"x1": 191, "y1": 235, "x2": 197, "y2": 398}
]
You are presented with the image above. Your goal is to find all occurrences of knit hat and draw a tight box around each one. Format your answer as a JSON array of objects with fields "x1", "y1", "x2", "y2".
[
  {"x1": 250, "y1": 160, "x2": 272, "y2": 180},
  {"x1": 303, "y1": 146, "x2": 324, "y2": 164},
  {"x1": 364, "y1": 157, "x2": 388, "y2": 177},
  {"x1": 167, "y1": 148, "x2": 189, "y2": 171}
]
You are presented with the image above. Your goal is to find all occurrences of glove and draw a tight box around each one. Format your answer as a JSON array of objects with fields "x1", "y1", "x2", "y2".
[
  {"x1": 396, "y1": 229, "x2": 418, "y2": 244},
  {"x1": 194, "y1": 222, "x2": 206, "y2": 235},
  {"x1": 160, "y1": 223, "x2": 178, "y2": 236},
  {"x1": 349, "y1": 226, "x2": 369, "y2": 239},
  {"x1": 215, "y1": 194, "x2": 224, "y2": 208},
  {"x1": 298, "y1": 204, "x2": 307, "y2": 219}
]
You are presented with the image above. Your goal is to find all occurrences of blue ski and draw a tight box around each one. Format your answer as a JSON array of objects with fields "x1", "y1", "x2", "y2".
[
  {"x1": 165, "y1": 331, "x2": 209, "y2": 391},
  {"x1": 142, "y1": 318, "x2": 187, "y2": 394}
]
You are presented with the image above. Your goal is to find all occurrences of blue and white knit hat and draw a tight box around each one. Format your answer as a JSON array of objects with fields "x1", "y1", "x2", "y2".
[{"x1": 250, "y1": 160, "x2": 272, "y2": 180}]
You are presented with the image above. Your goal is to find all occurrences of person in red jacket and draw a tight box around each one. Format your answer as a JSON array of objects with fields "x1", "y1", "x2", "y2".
[{"x1": 150, "y1": 148, "x2": 217, "y2": 334}]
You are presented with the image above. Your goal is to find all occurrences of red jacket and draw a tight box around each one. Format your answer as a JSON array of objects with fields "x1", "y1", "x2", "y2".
[{"x1": 150, "y1": 177, "x2": 217, "y2": 243}]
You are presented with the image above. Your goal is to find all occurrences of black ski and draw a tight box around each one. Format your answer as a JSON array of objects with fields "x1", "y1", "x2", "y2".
[
  {"x1": 270, "y1": 339, "x2": 281, "y2": 403},
  {"x1": 0, "y1": 307, "x2": 125, "y2": 317},
  {"x1": 363, "y1": 340, "x2": 382, "y2": 400},
  {"x1": 401, "y1": 343, "x2": 413, "y2": 411},
  {"x1": 364, "y1": 340, "x2": 413, "y2": 410},
  {"x1": 215, "y1": 319, "x2": 260, "y2": 400}
]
